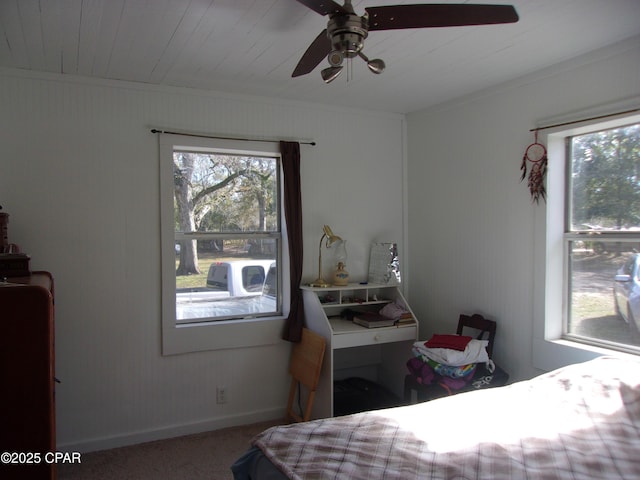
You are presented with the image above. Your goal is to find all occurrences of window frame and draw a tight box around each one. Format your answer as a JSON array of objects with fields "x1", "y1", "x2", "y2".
[
  {"x1": 159, "y1": 133, "x2": 288, "y2": 355},
  {"x1": 533, "y1": 109, "x2": 640, "y2": 372}
]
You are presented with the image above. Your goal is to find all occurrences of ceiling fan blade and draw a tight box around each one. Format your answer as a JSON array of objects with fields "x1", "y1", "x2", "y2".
[
  {"x1": 295, "y1": 0, "x2": 347, "y2": 16},
  {"x1": 292, "y1": 29, "x2": 332, "y2": 77},
  {"x1": 366, "y1": 4, "x2": 518, "y2": 31}
]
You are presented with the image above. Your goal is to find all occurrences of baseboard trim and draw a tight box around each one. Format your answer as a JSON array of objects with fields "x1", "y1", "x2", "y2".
[{"x1": 58, "y1": 408, "x2": 284, "y2": 453}]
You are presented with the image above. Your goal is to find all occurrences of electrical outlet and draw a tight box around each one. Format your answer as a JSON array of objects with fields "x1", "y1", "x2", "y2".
[{"x1": 216, "y1": 386, "x2": 227, "y2": 404}]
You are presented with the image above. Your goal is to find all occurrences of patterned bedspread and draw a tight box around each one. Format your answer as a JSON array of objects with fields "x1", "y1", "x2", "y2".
[{"x1": 252, "y1": 356, "x2": 640, "y2": 480}]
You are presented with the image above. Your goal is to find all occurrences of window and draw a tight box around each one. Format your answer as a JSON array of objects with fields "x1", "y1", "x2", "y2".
[
  {"x1": 565, "y1": 122, "x2": 640, "y2": 353},
  {"x1": 160, "y1": 134, "x2": 288, "y2": 355},
  {"x1": 534, "y1": 110, "x2": 640, "y2": 369}
]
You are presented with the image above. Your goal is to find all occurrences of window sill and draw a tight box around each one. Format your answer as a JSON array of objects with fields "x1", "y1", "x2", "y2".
[
  {"x1": 162, "y1": 315, "x2": 287, "y2": 355},
  {"x1": 532, "y1": 336, "x2": 637, "y2": 373}
]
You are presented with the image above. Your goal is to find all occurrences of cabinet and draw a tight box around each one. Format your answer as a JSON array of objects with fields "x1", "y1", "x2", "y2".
[
  {"x1": 0, "y1": 272, "x2": 56, "y2": 480},
  {"x1": 301, "y1": 283, "x2": 418, "y2": 418}
]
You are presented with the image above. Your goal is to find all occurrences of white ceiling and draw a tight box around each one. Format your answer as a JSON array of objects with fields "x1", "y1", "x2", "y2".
[{"x1": 1, "y1": 0, "x2": 639, "y2": 114}]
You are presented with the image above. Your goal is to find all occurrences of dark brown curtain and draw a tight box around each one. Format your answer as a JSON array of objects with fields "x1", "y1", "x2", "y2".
[{"x1": 280, "y1": 141, "x2": 304, "y2": 342}]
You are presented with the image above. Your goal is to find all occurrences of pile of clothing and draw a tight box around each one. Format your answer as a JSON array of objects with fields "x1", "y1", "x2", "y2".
[{"x1": 406, "y1": 334, "x2": 495, "y2": 394}]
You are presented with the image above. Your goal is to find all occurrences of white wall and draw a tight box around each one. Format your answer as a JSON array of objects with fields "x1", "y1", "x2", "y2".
[
  {"x1": 4, "y1": 34, "x2": 637, "y2": 453},
  {"x1": 0, "y1": 69, "x2": 406, "y2": 451},
  {"x1": 406, "y1": 36, "x2": 640, "y2": 382}
]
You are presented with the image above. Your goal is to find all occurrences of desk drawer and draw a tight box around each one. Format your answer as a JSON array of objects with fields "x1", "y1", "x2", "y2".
[{"x1": 332, "y1": 325, "x2": 416, "y2": 349}]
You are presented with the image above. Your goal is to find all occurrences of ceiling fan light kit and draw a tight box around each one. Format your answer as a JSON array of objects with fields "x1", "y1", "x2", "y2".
[
  {"x1": 359, "y1": 52, "x2": 385, "y2": 74},
  {"x1": 293, "y1": 0, "x2": 519, "y2": 82},
  {"x1": 321, "y1": 66, "x2": 344, "y2": 83}
]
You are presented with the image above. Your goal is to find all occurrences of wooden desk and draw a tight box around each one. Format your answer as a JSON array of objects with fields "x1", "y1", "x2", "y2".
[
  {"x1": 0, "y1": 271, "x2": 56, "y2": 480},
  {"x1": 301, "y1": 283, "x2": 418, "y2": 419}
]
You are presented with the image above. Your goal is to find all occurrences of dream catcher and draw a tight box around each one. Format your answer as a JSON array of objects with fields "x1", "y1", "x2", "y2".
[{"x1": 520, "y1": 131, "x2": 548, "y2": 203}]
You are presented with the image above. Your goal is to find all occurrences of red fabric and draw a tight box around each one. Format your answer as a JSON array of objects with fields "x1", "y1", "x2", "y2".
[{"x1": 425, "y1": 334, "x2": 472, "y2": 351}]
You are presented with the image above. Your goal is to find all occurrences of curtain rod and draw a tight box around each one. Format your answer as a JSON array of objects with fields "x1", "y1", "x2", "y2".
[
  {"x1": 530, "y1": 107, "x2": 640, "y2": 132},
  {"x1": 150, "y1": 128, "x2": 316, "y2": 146}
]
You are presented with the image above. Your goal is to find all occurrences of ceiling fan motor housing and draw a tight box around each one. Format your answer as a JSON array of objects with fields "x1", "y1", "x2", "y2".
[{"x1": 327, "y1": 13, "x2": 369, "y2": 58}]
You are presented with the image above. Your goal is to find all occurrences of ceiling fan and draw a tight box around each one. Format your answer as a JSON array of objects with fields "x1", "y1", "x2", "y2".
[{"x1": 292, "y1": 1, "x2": 519, "y2": 83}]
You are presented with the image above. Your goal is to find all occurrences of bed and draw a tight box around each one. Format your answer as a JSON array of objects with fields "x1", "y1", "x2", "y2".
[{"x1": 231, "y1": 355, "x2": 640, "y2": 479}]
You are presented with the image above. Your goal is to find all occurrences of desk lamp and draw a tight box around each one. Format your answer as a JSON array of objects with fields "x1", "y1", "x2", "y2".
[{"x1": 310, "y1": 225, "x2": 342, "y2": 288}]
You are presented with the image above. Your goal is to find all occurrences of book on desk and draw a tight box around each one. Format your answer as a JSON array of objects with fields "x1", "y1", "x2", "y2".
[
  {"x1": 353, "y1": 311, "x2": 414, "y2": 328},
  {"x1": 394, "y1": 313, "x2": 416, "y2": 327}
]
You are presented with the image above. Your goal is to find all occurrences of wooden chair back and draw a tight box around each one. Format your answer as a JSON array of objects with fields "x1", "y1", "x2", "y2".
[
  {"x1": 456, "y1": 313, "x2": 496, "y2": 358},
  {"x1": 286, "y1": 328, "x2": 326, "y2": 422}
]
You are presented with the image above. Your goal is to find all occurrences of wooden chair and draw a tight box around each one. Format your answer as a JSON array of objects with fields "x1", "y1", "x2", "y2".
[
  {"x1": 457, "y1": 313, "x2": 497, "y2": 357},
  {"x1": 404, "y1": 313, "x2": 509, "y2": 403},
  {"x1": 286, "y1": 328, "x2": 326, "y2": 422}
]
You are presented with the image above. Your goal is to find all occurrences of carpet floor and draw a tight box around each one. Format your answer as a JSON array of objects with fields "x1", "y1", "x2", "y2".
[{"x1": 57, "y1": 419, "x2": 283, "y2": 480}]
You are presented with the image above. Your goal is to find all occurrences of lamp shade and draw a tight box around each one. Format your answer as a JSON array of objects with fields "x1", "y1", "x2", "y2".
[
  {"x1": 323, "y1": 225, "x2": 342, "y2": 245},
  {"x1": 321, "y1": 66, "x2": 343, "y2": 83}
]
